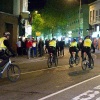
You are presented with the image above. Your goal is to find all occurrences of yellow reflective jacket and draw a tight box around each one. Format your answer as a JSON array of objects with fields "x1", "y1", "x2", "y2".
[
  {"x1": 49, "y1": 40, "x2": 56, "y2": 47},
  {"x1": 84, "y1": 39, "x2": 92, "y2": 47},
  {"x1": 70, "y1": 41, "x2": 77, "y2": 47},
  {"x1": 0, "y1": 37, "x2": 7, "y2": 50}
]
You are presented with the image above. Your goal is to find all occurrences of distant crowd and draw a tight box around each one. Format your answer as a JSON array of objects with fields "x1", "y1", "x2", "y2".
[{"x1": 16, "y1": 36, "x2": 65, "y2": 59}]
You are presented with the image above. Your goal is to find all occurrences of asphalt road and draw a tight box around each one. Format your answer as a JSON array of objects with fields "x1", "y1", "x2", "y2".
[
  {"x1": 0, "y1": 48, "x2": 100, "y2": 100},
  {"x1": 39, "y1": 75, "x2": 100, "y2": 100}
]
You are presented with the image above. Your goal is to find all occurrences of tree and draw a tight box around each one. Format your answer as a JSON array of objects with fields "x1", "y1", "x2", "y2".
[
  {"x1": 31, "y1": 11, "x2": 44, "y2": 37},
  {"x1": 40, "y1": 0, "x2": 79, "y2": 37}
]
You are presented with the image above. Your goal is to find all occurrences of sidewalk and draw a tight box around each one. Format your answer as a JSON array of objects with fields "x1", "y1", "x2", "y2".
[
  {"x1": 11, "y1": 48, "x2": 100, "y2": 64},
  {"x1": 11, "y1": 55, "x2": 47, "y2": 64}
]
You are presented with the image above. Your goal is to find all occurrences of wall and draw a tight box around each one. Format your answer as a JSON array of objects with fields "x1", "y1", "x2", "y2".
[{"x1": 0, "y1": 12, "x2": 18, "y2": 51}]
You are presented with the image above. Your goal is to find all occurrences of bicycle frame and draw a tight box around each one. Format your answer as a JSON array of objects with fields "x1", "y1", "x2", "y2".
[
  {"x1": 0, "y1": 59, "x2": 11, "y2": 74},
  {"x1": 49, "y1": 53, "x2": 53, "y2": 61},
  {"x1": 71, "y1": 52, "x2": 76, "y2": 60}
]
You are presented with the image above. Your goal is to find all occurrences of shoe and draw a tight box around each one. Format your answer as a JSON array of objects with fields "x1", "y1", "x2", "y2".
[
  {"x1": 89, "y1": 65, "x2": 93, "y2": 69},
  {"x1": 88, "y1": 64, "x2": 92, "y2": 68}
]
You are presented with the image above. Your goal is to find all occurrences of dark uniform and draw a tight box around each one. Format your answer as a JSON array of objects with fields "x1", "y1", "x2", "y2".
[
  {"x1": 81, "y1": 36, "x2": 95, "y2": 67},
  {"x1": 69, "y1": 39, "x2": 79, "y2": 59},
  {"x1": 48, "y1": 39, "x2": 56, "y2": 57}
]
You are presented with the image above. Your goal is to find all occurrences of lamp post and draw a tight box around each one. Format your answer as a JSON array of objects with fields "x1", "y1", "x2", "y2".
[{"x1": 79, "y1": 0, "x2": 81, "y2": 38}]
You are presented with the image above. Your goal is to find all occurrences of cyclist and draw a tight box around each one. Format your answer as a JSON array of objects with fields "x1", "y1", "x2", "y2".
[
  {"x1": 80, "y1": 35, "x2": 95, "y2": 68},
  {"x1": 69, "y1": 38, "x2": 80, "y2": 60},
  {"x1": 48, "y1": 38, "x2": 56, "y2": 60},
  {"x1": 0, "y1": 32, "x2": 16, "y2": 67}
]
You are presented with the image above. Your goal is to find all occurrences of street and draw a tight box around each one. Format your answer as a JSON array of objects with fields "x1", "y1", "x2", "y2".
[
  {"x1": 0, "y1": 48, "x2": 100, "y2": 100},
  {"x1": 39, "y1": 75, "x2": 100, "y2": 100}
]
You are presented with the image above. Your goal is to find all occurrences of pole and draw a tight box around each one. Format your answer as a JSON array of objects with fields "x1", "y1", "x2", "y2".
[{"x1": 79, "y1": 0, "x2": 81, "y2": 38}]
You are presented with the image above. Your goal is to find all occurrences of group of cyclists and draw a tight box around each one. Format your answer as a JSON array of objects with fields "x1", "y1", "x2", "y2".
[
  {"x1": 69, "y1": 35, "x2": 95, "y2": 68},
  {"x1": 0, "y1": 31, "x2": 95, "y2": 69}
]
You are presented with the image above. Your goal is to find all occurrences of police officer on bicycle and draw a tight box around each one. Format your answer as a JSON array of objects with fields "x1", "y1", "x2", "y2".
[
  {"x1": 69, "y1": 38, "x2": 79, "y2": 60},
  {"x1": 80, "y1": 35, "x2": 95, "y2": 68},
  {"x1": 48, "y1": 38, "x2": 56, "y2": 60},
  {"x1": 0, "y1": 32, "x2": 16, "y2": 67}
]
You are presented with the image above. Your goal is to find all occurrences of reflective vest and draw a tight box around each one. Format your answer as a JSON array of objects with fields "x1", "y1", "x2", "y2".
[
  {"x1": 49, "y1": 40, "x2": 56, "y2": 47},
  {"x1": 84, "y1": 39, "x2": 92, "y2": 47},
  {"x1": 0, "y1": 37, "x2": 7, "y2": 50},
  {"x1": 70, "y1": 41, "x2": 77, "y2": 47}
]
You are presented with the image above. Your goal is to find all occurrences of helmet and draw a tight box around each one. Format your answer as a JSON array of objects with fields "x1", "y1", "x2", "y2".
[
  {"x1": 3, "y1": 32, "x2": 10, "y2": 36},
  {"x1": 73, "y1": 38, "x2": 76, "y2": 41},
  {"x1": 72, "y1": 38, "x2": 76, "y2": 42},
  {"x1": 52, "y1": 38, "x2": 55, "y2": 40},
  {"x1": 85, "y1": 35, "x2": 90, "y2": 39}
]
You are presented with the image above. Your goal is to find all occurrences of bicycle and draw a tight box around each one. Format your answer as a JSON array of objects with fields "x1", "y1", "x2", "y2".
[
  {"x1": 69, "y1": 52, "x2": 80, "y2": 68},
  {"x1": 81, "y1": 52, "x2": 94, "y2": 71},
  {"x1": 47, "y1": 53, "x2": 58, "y2": 68},
  {"x1": 0, "y1": 56, "x2": 21, "y2": 82}
]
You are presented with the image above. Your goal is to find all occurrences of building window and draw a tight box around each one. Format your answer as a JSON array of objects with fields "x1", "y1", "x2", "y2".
[
  {"x1": 96, "y1": 10, "x2": 98, "y2": 22},
  {"x1": 96, "y1": 10, "x2": 98, "y2": 16},
  {"x1": 90, "y1": 11, "x2": 92, "y2": 23},
  {"x1": 93, "y1": 10, "x2": 95, "y2": 22},
  {"x1": 99, "y1": 9, "x2": 100, "y2": 21}
]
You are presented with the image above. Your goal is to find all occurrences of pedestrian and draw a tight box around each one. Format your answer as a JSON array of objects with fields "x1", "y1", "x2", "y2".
[
  {"x1": 45, "y1": 39, "x2": 49, "y2": 54},
  {"x1": 59, "y1": 38, "x2": 65, "y2": 57},
  {"x1": 38, "y1": 38, "x2": 44, "y2": 57},
  {"x1": 97, "y1": 37, "x2": 100, "y2": 50},
  {"x1": 56, "y1": 39, "x2": 60, "y2": 56},
  {"x1": 26, "y1": 37, "x2": 32, "y2": 59},
  {"x1": 32, "y1": 38, "x2": 37, "y2": 57},
  {"x1": 16, "y1": 38, "x2": 22, "y2": 56}
]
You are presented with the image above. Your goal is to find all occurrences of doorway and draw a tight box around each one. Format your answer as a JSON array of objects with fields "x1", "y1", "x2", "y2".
[{"x1": 5, "y1": 23, "x2": 13, "y2": 45}]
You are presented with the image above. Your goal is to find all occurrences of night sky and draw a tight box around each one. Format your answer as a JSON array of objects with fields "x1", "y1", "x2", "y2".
[
  {"x1": 28, "y1": 0, "x2": 97, "y2": 11},
  {"x1": 28, "y1": 0, "x2": 46, "y2": 11}
]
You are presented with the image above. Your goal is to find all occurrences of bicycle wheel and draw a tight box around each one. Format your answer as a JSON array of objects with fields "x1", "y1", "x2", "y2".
[
  {"x1": 75, "y1": 57, "x2": 80, "y2": 65},
  {"x1": 81, "y1": 60, "x2": 87, "y2": 70},
  {"x1": 47, "y1": 57, "x2": 52, "y2": 68},
  {"x1": 7, "y1": 64, "x2": 20, "y2": 82},
  {"x1": 55, "y1": 57, "x2": 58, "y2": 66},
  {"x1": 90, "y1": 57, "x2": 94, "y2": 69},
  {"x1": 69, "y1": 57, "x2": 74, "y2": 68}
]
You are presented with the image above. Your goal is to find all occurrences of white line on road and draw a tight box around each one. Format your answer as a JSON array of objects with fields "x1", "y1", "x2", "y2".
[
  {"x1": 21, "y1": 65, "x2": 69, "y2": 75},
  {"x1": 38, "y1": 74, "x2": 100, "y2": 100},
  {"x1": 17, "y1": 58, "x2": 47, "y2": 64}
]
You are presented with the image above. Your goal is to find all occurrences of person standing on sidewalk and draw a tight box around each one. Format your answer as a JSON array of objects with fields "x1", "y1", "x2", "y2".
[
  {"x1": 32, "y1": 38, "x2": 37, "y2": 58},
  {"x1": 26, "y1": 37, "x2": 32, "y2": 59},
  {"x1": 59, "y1": 38, "x2": 65, "y2": 57},
  {"x1": 38, "y1": 38, "x2": 44, "y2": 57},
  {"x1": 56, "y1": 39, "x2": 60, "y2": 56},
  {"x1": 97, "y1": 37, "x2": 100, "y2": 50},
  {"x1": 16, "y1": 38, "x2": 22, "y2": 56}
]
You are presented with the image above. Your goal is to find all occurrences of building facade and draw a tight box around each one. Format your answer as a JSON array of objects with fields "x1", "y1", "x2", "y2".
[
  {"x1": 0, "y1": 0, "x2": 29, "y2": 50},
  {"x1": 89, "y1": 0, "x2": 100, "y2": 38},
  {"x1": 66, "y1": 4, "x2": 89, "y2": 40}
]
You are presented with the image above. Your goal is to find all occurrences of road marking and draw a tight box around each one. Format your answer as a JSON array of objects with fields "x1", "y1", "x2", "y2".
[
  {"x1": 16, "y1": 58, "x2": 47, "y2": 64},
  {"x1": 38, "y1": 74, "x2": 100, "y2": 100},
  {"x1": 21, "y1": 65, "x2": 69, "y2": 75},
  {"x1": 72, "y1": 85, "x2": 100, "y2": 100}
]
